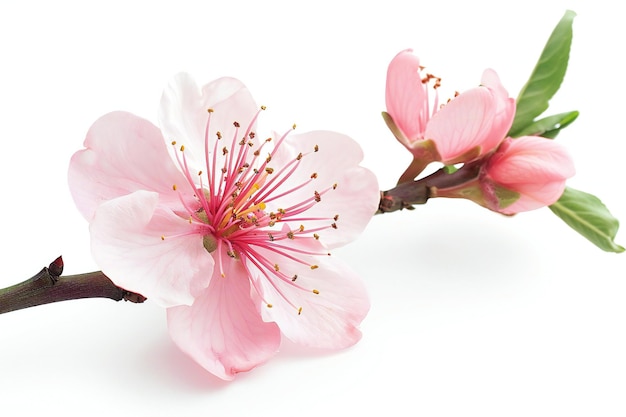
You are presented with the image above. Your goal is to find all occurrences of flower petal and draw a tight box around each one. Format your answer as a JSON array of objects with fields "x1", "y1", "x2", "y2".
[
  {"x1": 90, "y1": 190, "x2": 213, "y2": 307},
  {"x1": 487, "y1": 136, "x2": 576, "y2": 184},
  {"x1": 158, "y1": 74, "x2": 259, "y2": 170},
  {"x1": 479, "y1": 69, "x2": 516, "y2": 153},
  {"x1": 167, "y1": 258, "x2": 281, "y2": 380},
  {"x1": 68, "y1": 111, "x2": 191, "y2": 222},
  {"x1": 425, "y1": 86, "x2": 497, "y2": 163},
  {"x1": 249, "y1": 245, "x2": 370, "y2": 349},
  {"x1": 385, "y1": 49, "x2": 429, "y2": 143},
  {"x1": 266, "y1": 130, "x2": 379, "y2": 249}
]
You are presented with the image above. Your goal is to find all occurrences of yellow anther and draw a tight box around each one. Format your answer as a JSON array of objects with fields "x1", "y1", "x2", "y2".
[
  {"x1": 172, "y1": 184, "x2": 177, "y2": 191},
  {"x1": 274, "y1": 264, "x2": 280, "y2": 271},
  {"x1": 180, "y1": 145, "x2": 185, "y2": 152},
  {"x1": 312, "y1": 289, "x2": 320, "y2": 294},
  {"x1": 313, "y1": 233, "x2": 320, "y2": 240},
  {"x1": 160, "y1": 235, "x2": 165, "y2": 241},
  {"x1": 310, "y1": 265, "x2": 319, "y2": 270},
  {"x1": 267, "y1": 303, "x2": 273, "y2": 308},
  {"x1": 207, "y1": 108, "x2": 214, "y2": 113},
  {"x1": 298, "y1": 307, "x2": 302, "y2": 315},
  {"x1": 171, "y1": 140, "x2": 177, "y2": 145},
  {"x1": 261, "y1": 105, "x2": 267, "y2": 110},
  {"x1": 292, "y1": 123, "x2": 297, "y2": 129},
  {"x1": 314, "y1": 144, "x2": 319, "y2": 152}
]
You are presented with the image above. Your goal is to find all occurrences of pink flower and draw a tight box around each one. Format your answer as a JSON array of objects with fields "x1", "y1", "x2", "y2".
[
  {"x1": 384, "y1": 49, "x2": 515, "y2": 173},
  {"x1": 68, "y1": 74, "x2": 379, "y2": 380},
  {"x1": 481, "y1": 136, "x2": 576, "y2": 214}
]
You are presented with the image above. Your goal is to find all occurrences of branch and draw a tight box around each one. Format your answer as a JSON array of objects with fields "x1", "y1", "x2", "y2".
[
  {"x1": 0, "y1": 256, "x2": 146, "y2": 314},
  {"x1": 377, "y1": 162, "x2": 482, "y2": 213}
]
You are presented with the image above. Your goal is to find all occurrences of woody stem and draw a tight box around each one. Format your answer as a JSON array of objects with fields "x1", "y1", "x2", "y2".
[
  {"x1": 377, "y1": 162, "x2": 482, "y2": 213},
  {"x1": 0, "y1": 256, "x2": 146, "y2": 314}
]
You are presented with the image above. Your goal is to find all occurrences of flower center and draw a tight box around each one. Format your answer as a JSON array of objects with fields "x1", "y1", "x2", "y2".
[{"x1": 164, "y1": 106, "x2": 340, "y2": 314}]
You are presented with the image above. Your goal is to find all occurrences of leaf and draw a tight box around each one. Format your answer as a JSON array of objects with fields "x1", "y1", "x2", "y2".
[
  {"x1": 512, "y1": 110, "x2": 579, "y2": 139},
  {"x1": 549, "y1": 187, "x2": 624, "y2": 253},
  {"x1": 508, "y1": 10, "x2": 576, "y2": 137}
]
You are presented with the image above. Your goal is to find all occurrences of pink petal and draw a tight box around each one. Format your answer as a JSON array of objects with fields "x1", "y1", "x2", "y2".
[
  {"x1": 266, "y1": 130, "x2": 379, "y2": 249},
  {"x1": 167, "y1": 258, "x2": 281, "y2": 380},
  {"x1": 90, "y1": 190, "x2": 214, "y2": 307},
  {"x1": 479, "y1": 69, "x2": 516, "y2": 153},
  {"x1": 385, "y1": 49, "x2": 429, "y2": 142},
  {"x1": 498, "y1": 181, "x2": 567, "y2": 214},
  {"x1": 158, "y1": 74, "x2": 259, "y2": 170},
  {"x1": 425, "y1": 87, "x2": 497, "y2": 163},
  {"x1": 249, "y1": 246, "x2": 370, "y2": 349},
  {"x1": 68, "y1": 111, "x2": 191, "y2": 222},
  {"x1": 487, "y1": 136, "x2": 576, "y2": 185}
]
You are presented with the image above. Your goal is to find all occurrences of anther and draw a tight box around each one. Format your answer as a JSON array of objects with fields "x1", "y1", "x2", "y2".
[
  {"x1": 274, "y1": 264, "x2": 280, "y2": 271},
  {"x1": 260, "y1": 105, "x2": 267, "y2": 110},
  {"x1": 314, "y1": 191, "x2": 321, "y2": 202},
  {"x1": 312, "y1": 289, "x2": 320, "y2": 294},
  {"x1": 310, "y1": 173, "x2": 318, "y2": 179},
  {"x1": 310, "y1": 265, "x2": 319, "y2": 270},
  {"x1": 172, "y1": 184, "x2": 177, "y2": 191},
  {"x1": 292, "y1": 275, "x2": 298, "y2": 282},
  {"x1": 216, "y1": 131, "x2": 222, "y2": 139},
  {"x1": 313, "y1": 233, "x2": 320, "y2": 240},
  {"x1": 233, "y1": 121, "x2": 240, "y2": 128},
  {"x1": 298, "y1": 307, "x2": 302, "y2": 315},
  {"x1": 207, "y1": 108, "x2": 214, "y2": 113},
  {"x1": 267, "y1": 303, "x2": 273, "y2": 308},
  {"x1": 180, "y1": 145, "x2": 185, "y2": 152},
  {"x1": 314, "y1": 144, "x2": 319, "y2": 152}
]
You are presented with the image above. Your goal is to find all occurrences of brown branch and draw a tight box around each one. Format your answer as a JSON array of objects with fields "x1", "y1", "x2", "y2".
[
  {"x1": 377, "y1": 162, "x2": 482, "y2": 214},
  {"x1": 0, "y1": 256, "x2": 146, "y2": 314}
]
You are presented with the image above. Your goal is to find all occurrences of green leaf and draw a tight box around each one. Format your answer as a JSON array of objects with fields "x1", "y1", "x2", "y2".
[
  {"x1": 512, "y1": 110, "x2": 579, "y2": 139},
  {"x1": 509, "y1": 10, "x2": 576, "y2": 137},
  {"x1": 549, "y1": 187, "x2": 624, "y2": 253}
]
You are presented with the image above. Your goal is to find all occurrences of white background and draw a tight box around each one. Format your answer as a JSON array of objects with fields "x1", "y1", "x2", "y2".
[{"x1": 1, "y1": 1, "x2": 624, "y2": 415}]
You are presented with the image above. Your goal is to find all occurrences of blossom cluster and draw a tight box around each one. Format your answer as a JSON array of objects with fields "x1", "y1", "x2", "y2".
[{"x1": 384, "y1": 49, "x2": 575, "y2": 214}]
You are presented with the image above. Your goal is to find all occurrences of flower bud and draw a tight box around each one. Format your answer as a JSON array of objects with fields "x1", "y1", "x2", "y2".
[{"x1": 481, "y1": 136, "x2": 576, "y2": 214}]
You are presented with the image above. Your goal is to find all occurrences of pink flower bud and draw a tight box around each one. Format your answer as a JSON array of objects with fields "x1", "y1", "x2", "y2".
[
  {"x1": 385, "y1": 49, "x2": 515, "y2": 166},
  {"x1": 481, "y1": 136, "x2": 576, "y2": 214}
]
